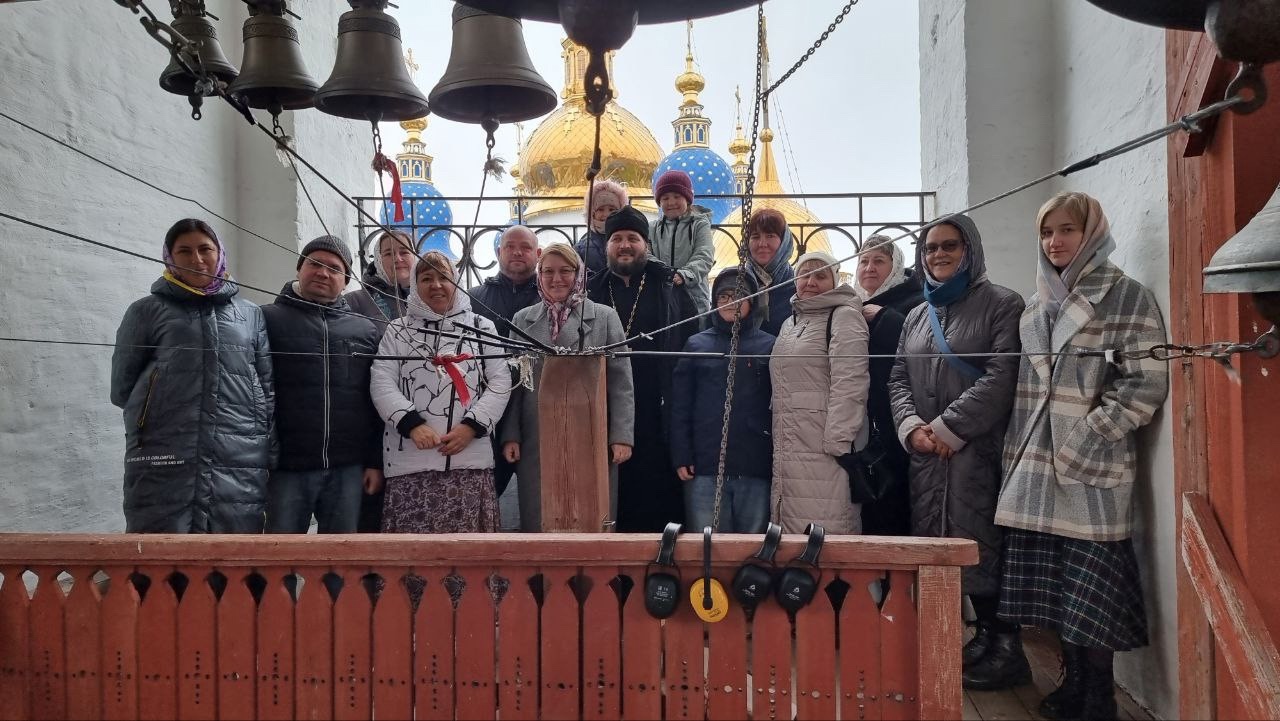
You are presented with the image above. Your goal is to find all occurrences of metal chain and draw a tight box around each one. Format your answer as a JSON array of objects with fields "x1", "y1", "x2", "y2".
[
  {"x1": 764, "y1": 0, "x2": 858, "y2": 98},
  {"x1": 709, "y1": 2, "x2": 767, "y2": 532}
]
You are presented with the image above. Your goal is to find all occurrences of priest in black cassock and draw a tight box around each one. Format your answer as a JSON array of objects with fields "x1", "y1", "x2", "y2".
[{"x1": 587, "y1": 206, "x2": 699, "y2": 532}]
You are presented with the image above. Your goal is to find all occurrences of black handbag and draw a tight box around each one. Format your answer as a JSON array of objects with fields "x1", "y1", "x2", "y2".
[{"x1": 836, "y1": 422, "x2": 897, "y2": 505}]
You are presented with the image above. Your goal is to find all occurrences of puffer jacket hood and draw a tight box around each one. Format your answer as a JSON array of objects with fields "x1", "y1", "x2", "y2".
[{"x1": 918, "y1": 213, "x2": 989, "y2": 285}]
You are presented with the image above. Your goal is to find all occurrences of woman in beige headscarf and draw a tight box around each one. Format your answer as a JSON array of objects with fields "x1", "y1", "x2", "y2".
[{"x1": 994, "y1": 192, "x2": 1168, "y2": 716}]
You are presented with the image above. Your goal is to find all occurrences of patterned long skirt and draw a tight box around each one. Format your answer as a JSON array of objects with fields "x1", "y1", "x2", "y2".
[
  {"x1": 381, "y1": 468, "x2": 499, "y2": 533},
  {"x1": 998, "y1": 528, "x2": 1148, "y2": 651}
]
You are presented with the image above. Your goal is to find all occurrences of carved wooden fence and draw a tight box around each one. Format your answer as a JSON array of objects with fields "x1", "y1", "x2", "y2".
[{"x1": 0, "y1": 533, "x2": 976, "y2": 720}]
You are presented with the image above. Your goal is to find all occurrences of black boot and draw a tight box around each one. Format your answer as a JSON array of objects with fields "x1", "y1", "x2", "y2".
[
  {"x1": 962, "y1": 622, "x2": 992, "y2": 669},
  {"x1": 962, "y1": 629, "x2": 1032, "y2": 691},
  {"x1": 1079, "y1": 650, "x2": 1118, "y2": 720},
  {"x1": 1038, "y1": 642, "x2": 1086, "y2": 720}
]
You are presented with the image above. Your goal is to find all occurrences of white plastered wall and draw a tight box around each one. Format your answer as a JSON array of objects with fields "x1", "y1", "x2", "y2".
[
  {"x1": 0, "y1": 0, "x2": 368, "y2": 532},
  {"x1": 920, "y1": 1, "x2": 1176, "y2": 716}
]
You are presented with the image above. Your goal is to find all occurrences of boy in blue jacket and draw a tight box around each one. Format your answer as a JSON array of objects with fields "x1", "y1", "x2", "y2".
[{"x1": 670, "y1": 268, "x2": 776, "y2": 532}]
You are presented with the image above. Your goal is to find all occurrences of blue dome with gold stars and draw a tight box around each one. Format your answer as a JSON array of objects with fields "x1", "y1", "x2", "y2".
[
  {"x1": 380, "y1": 117, "x2": 456, "y2": 259},
  {"x1": 653, "y1": 148, "x2": 738, "y2": 223}
]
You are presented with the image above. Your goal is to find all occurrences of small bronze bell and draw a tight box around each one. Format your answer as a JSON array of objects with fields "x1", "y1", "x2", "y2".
[
  {"x1": 429, "y1": 4, "x2": 557, "y2": 126},
  {"x1": 227, "y1": 0, "x2": 318, "y2": 114},
  {"x1": 158, "y1": 3, "x2": 238, "y2": 97},
  {"x1": 314, "y1": 0, "x2": 430, "y2": 122},
  {"x1": 1204, "y1": 183, "x2": 1280, "y2": 311}
]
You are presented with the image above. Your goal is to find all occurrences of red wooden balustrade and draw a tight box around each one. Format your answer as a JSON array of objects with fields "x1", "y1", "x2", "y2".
[
  {"x1": 0, "y1": 533, "x2": 976, "y2": 720},
  {"x1": 1180, "y1": 494, "x2": 1280, "y2": 720}
]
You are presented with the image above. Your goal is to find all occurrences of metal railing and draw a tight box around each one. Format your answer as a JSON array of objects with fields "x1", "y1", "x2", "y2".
[{"x1": 354, "y1": 191, "x2": 935, "y2": 288}]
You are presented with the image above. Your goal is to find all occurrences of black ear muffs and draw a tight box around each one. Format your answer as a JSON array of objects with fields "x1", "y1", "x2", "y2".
[
  {"x1": 732, "y1": 522, "x2": 782, "y2": 611},
  {"x1": 775, "y1": 523, "x2": 825, "y2": 613},
  {"x1": 644, "y1": 522, "x2": 683, "y2": 619}
]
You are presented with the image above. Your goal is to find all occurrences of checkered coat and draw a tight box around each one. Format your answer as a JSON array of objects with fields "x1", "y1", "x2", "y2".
[{"x1": 996, "y1": 262, "x2": 1168, "y2": 541}]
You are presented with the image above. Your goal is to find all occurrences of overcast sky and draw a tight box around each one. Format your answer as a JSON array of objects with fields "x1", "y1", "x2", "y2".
[{"x1": 382, "y1": 0, "x2": 921, "y2": 263}]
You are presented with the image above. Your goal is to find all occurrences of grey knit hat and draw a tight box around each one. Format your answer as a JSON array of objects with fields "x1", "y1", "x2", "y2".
[{"x1": 298, "y1": 235, "x2": 354, "y2": 277}]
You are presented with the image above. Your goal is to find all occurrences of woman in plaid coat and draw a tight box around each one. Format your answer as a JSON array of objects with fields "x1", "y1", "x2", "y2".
[{"x1": 995, "y1": 192, "x2": 1169, "y2": 720}]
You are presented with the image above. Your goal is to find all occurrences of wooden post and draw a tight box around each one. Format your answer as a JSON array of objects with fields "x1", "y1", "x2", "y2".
[{"x1": 537, "y1": 356, "x2": 611, "y2": 532}]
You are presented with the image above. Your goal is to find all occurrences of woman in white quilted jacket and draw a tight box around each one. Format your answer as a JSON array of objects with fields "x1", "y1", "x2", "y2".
[{"x1": 369, "y1": 251, "x2": 512, "y2": 533}]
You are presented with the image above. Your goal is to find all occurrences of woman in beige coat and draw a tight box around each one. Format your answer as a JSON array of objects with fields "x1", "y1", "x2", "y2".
[{"x1": 769, "y1": 251, "x2": 870, "y2": 534}]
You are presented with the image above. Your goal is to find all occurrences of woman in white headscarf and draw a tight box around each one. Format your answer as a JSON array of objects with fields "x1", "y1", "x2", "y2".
[
  {"x1": 995, "y1": 192, "x2": 1168, "y2": 718},
  {"x1": 852, "y1": 235, "x2": 925, "y2": 535}
]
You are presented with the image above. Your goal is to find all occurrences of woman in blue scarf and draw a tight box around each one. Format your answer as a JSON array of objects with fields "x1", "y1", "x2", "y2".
[{"x1": 887, "y1": 214, "x2": 1028, "y2": 690}]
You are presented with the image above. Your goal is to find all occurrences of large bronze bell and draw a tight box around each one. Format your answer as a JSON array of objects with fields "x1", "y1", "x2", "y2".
[
  {"x1": 158, "y1": 5, "x2": 238, "y2": 97},
  {"x1": 428, "y1": 4, "x2": 557, "y2": 126},
  {"x1": 1082, "y1": 0, "x2": 1209, "y2": 31},
  {"x1": 227, "y1": 0, "x2": 318, "y2": 114},
  {"x1": 1204, "y1": 183, "x2": 1280, "y2": 304},
  {"x1": 314, "y1": 0, "x2": 429, "y2": 122},
  {"x1": 455, "y1": 0, "x2": 765, "y2": 25},
  {"x1": 1086, "y1": 0, "x2": 1280, "y2": 65}
]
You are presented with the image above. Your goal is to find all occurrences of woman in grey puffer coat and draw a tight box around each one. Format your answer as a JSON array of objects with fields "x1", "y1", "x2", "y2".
[
  {"x1": 888, "y1": 213, "x2": 1026, "y2": 687},
  {"x1": 111, "y1": 219, "x2": 275, "y2": 533}
]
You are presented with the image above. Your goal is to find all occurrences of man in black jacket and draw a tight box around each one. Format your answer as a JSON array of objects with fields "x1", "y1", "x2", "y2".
[
  {"x1": 262, "y1": 236, "x2": 384, "y2": 533},
  {"x1": 587, "y1": 206, "x2": 698, "y2": 531},
  {"x1": 468, "y1": 225, "x2": 542, "y2": 498},
  {"x1": 468, "y1": 225, "x2": 541, "y2": 336}
]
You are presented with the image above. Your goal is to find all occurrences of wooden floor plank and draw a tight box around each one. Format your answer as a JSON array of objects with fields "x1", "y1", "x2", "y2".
[
  {"x1": 962, "y1": 691, "x2": 982, "y2": 721},
  {"x1": 967, "y1": 688, "x2": 1035, "y2": 721}
]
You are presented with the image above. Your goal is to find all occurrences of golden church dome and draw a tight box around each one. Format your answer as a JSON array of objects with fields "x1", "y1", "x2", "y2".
[
  {"x1": 714, "y1": 127, "x2": 829, "y2": 275},
  {"x1": 675, "y1": 52, "x2": 705, "y2": 100},
  {"x1": 517, "y1": 39, "x2": 663, "y2": 219}
]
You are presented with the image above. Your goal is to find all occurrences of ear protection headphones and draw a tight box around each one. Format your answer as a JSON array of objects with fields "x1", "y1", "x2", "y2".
[
  {"x1": 775, "y1": 523, "x2": 825, "y2": 614},
  {"x1": 689, "y1": 526, "x2": 730, "y2": 622},
  {"x1": 644, "y1": 522, "x2": 683, "y2": 619},
  {"x1": 731, "y1": 522, "x2": 782, "y2": 611}
]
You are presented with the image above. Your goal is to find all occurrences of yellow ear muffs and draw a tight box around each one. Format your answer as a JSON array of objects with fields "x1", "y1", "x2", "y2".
[{"x1": 689, "y1": 526, "x2": 731, "y2": 622}]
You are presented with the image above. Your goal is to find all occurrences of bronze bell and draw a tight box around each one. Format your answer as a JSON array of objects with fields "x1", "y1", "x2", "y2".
[
  {"x1": 314, "y1": 0, "x2": 430, "y2": 122},
  {"x1": 455, "y1": 0, "x2": 764, "y2": 25},
  {"x1": 227, "y1": 0, "x2": 318, "y2": 114},
  {"x1": 1086, "y1": 0, "x2": 1280, "y2": 65},
  {"x1": 158, "y1": 4, "x2": 238, "y2": 97},
  {"x1": 1082, "y1": 0, "x2": 1209, "y2": 31},
  {"x1": 1204, "y1": 183, "x2": 1280, "y2": 319},
  {"x1": 429, "y1": 4, "x2": 557, "y2": 126}
]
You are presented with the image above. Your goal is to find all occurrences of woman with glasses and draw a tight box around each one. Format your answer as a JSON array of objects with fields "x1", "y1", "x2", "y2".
[
  {"x1": 501, "y1": 242, "x2": 635, "y2": 531},
  {"x1": 670, "y1": 268, "x2": 777, "y2": 532},
  {"x1": 888, "y1": 214, "x2": 1027, "y2": 689}
]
